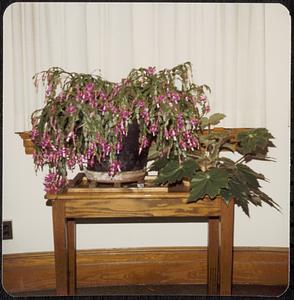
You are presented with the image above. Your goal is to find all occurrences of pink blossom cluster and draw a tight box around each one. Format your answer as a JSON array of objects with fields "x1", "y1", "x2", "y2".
[
  {"x1": 44, "y1": 172, "x2": 66, "y2": 193},
  {"x1": 132, "y1": 99, "x2": 151, "y2": 125},
  {"x1": 163, "y1": 127, "x2": 199, "y2": 152},
  {"x1": 94, "y1": 134, "x2": 112, "y2": 159},
  {"x1": 190, "y1": 119, "x2": 199, "y2": 129},
  {"x1": 45, "y1": 84, "x2": 52, "y2": 97},
  {"x1": 33, "y1": 136, "x2": 70, "y2": 167},
  {"x1": 30, "y1": 128, "x2": 39, "y2": 140},
  {"x1": 199, "y1": 93, "x2": 210, "y2": 113},
  {"x1": 67, "y1": 153, "x2": 85, "y2": 170},
  {"x1": 101, "y1": 102, "x2": 119, "y2": 115},
  {"x1": 149, "y1": 122, "x2": 158, "y2": 136},
  {"x1": 155, "y1": 91, "x2": 181, "y2": 108},
  {"x1": 66, "y1": 104, "x2": 77, "y2": 114},
  {"x1": 114, "y1": 109, "x2": 131, "y2": 137},
  {"x1": 180, "y1": 131, "x2": 199, "y2": 151},
  {"x1": 147, "y1": 66, "x2": 156, "y2": 75},
  {"x1": 33, "y1": 152, "x2": 44, "y2": 167},
  {"x1": 75, "y1": 82, "x2": 99, "y2": 108},
  {"x1": 108, "y1": 160, "x2": 121, "y2": 177},
  {"x1": 39, "y1": 133, "x2": 54, "y2": 150},
  {"x1": 109, "y1": 83, "x2": 122, "y2": 99},
  {"x1": 35, "y1": 134, "x2": 86, "y2": 173}
]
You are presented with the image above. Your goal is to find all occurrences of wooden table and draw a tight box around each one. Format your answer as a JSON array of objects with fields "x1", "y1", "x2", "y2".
[{"x1": 45, "y1": 173, "x2": 234, "y2": 296}]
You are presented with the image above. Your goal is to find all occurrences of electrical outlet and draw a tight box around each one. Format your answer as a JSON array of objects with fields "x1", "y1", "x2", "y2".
[{"x1": 3, "y1": 220, "x2": 13, "y2": 240}]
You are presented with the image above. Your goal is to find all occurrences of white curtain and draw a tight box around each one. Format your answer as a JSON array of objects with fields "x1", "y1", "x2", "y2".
[
  {"x1": 2, "y1": 3, "x2": 291, "y2": 253},
  {"x1": 4, "y1": 2, "x2": 268, "y2": 131}
]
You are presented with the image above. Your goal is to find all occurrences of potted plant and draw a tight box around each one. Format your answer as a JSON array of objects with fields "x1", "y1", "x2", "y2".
[{"x1": 30, "y1": 62, "x2": 279, "y2": 216}]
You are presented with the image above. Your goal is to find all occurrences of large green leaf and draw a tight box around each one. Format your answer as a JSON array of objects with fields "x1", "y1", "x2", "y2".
[
  {"x1": 200, "y1": 113, "x2": 226, "y2": 128},
  {"x1": 219, "y1": 188, "x2": 233, "y2": 204},
  {"x1": 208, "y1": 113, "x2": 226, "y2": 125},
  {"x1": 218, "y1": 157, "x2": 236, "y2": 169},
  {"x1": 188, "y1": 168, "x2": 230, "y2": 202},
  {"x1": 154, "y1": 159, "x2": 198, "y2": 185},
  {"x1": 237, "y1": 128, "x2": 274, "y2": 155},
  {"x1": 182, "y1": 159, "x2": 200, "y2": 178},
  {"x1": 242, "y1": 152, "x2": 276, "y2": 163},
  {"x1": 225, "y1": 177, "x2": 251, "y2": 216},
  {"x1": 236, "y1": 164, "x2": 263, "y2": 188},
  {"x1": 149, "y1": 156, "x2": 169, "y2": 172},
  {"x1": 200, "y1": 117, "x2": 209, "y2": 127},
  {"x1": 250, "y1": 188, "x2": 281, "y2": 211},
  {"x1": 217, "y1": 157, "x2": 279, "y2": 217},
  {"x1": 220, "y1": 186, "x2": 250, "y2": 216}
]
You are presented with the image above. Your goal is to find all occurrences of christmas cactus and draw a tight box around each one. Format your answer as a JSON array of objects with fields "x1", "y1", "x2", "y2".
[{"x1": 31, "y1": 62, "x2": 279, "y2": 216}]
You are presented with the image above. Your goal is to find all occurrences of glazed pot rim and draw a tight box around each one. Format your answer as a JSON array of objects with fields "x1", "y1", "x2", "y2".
[{"x1": 84, "y1": 168, "x2": 146, "y2": 183}]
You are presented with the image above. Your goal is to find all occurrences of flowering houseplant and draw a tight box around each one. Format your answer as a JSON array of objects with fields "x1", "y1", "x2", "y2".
[{"x1": 31, "y1": 62, "x2": 279, "y2": 216}]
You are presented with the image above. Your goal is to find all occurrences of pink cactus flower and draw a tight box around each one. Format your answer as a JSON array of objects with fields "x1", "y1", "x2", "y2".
[
  {"x1": 200, "y1": 94, "x2": 207, "y2": 101},
  {"x1": 44, "y1": 172, "x2": 66, "y2": 193},
  {"x1": 45, "y1": 84, "x2": 52, "y2": 96},
  {"x1": 164, "y1": 130, "x2": 170, "y2": 140},
  {"x1": 30, "y1": 128, "x2": 39, "y2": 141},
  {"x1": 190, "y1": 119, "x2": 199, "y2": 129},
  {"x1": 147, "y1": 66, "x2": 156, "y2": 75},
  {"x1": 66, "y1": 104, "x2": 77, "y2": 114},
  {"x1": 139, "y1": 136, "x2": 149, "y2": 154},
  {"x1": 171, "y1": 92, "x2": 180, "y2": 102},
  {"x1": 100, "y1": 92, "x2": 107, "y2": 101},
  {"x1": 116, "y1": 141, "x2": 123, "y2": 154},
  {"x1": 40, "y1": 135, "x2": 51, "y2": 149},
  {"x1": 108, "y1": 160, "x2": 121, "y2": 177},
  {"x1": 179, "y1": 140, "x2": 187, "y2": 151},
  {"x1": 120, "y1": 110, "x2": 131, "y2": 120},
  {"x1": 85, "y1": 82, "x2": 94, "y2": 91},
  {"x1": 149, "y1": 124, "x2": 158, "y2": 136}
]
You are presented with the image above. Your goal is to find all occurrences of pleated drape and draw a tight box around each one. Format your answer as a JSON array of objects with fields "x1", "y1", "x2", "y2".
[{"x1": 4, "y1": 2, "x2": 268, "y2": 130}]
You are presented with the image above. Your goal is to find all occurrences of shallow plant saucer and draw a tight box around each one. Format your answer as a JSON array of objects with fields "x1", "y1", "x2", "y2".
[{"x1": 84, "y1": 168, "x2": 146, "y2": 184}]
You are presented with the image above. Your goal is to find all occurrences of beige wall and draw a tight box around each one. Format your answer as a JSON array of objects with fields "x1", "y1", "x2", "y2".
[{"x1": 3, "y1": 4, "x2": 290, "y2": 254}]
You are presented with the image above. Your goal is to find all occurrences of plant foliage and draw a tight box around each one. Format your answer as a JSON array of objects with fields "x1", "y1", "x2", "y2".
[
  {"x1": 31, "y1": 62, "x2": 279, "y2": 216},
  {"x1": 150, "y1": 123, "x2": 279, "y2": 216}
]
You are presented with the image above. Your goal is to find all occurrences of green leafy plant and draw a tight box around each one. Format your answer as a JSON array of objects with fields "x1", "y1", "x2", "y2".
[{"x1": 151, "y1": 115, "x2": 280, "y2": 216}]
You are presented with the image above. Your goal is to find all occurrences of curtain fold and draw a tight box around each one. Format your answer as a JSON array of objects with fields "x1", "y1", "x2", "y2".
[{"x1": 4, "y1": 2, "x2": 268, "y2": 131}]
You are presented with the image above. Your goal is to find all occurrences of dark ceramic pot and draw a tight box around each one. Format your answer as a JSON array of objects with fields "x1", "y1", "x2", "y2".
[{"x1": 87, "y1": 121, "x2": 151, "y2": 173}]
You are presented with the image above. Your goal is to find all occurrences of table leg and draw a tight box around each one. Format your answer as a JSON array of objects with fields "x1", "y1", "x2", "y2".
[
  {"x1": 219, "y1": 198, "x2": 234, "y2": 295},
  {"x1": 67, "y1": 219, "x2": 76, "y2": 295},
  {"x1": 52, "y1": 200, "x2": 69, "y2": 296},
  {"x1": 207, "y1": 217, "x2": 219, "y2": 295}
]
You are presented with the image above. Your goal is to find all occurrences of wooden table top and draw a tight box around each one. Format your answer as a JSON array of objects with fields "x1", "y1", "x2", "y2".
[
  {"x1": 45, "y1": 173, "x2": 223, "y2": 218},
  {"x1": 45, "y1": 173, "x2": 192, "y2": 199}
]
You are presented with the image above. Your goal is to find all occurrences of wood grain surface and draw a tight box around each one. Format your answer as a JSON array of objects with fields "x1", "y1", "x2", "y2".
[
  {"x1": 207, "y1": 218, "x2": 219, "y2": 294},
  {"x1": 64, "y1": 197, "x2": 222, "y2": 218},
  {"x1": 220, "y1": 198, "x2": 235, "y2": 295},
  {"x1": 67, "y1": 220, "x2": 76, "y2": 295},
  {"x1": 3, "y1": 246, "x2": 288, "y2": 294},
  {"x1": 52, "y1": 200, "x2": 68, "y2": 295}
]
